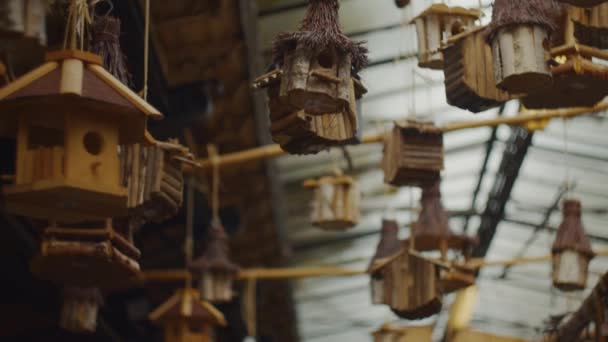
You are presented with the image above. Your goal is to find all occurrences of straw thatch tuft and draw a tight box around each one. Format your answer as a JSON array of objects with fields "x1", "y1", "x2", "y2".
[{"x1": 486, "y1": 0, "x2": 565, "y2": 43}]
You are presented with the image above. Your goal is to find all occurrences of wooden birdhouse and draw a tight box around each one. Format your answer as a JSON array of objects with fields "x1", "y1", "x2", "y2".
[
  {"x1": 30, "y1": 219, "x2": 141, "y2": 289},
  {"x1": 303, "y1": 171, "x2": 360, "y2": 231},
  {"x1": 372, "y1": 324, "x2": 433, "y2": 342},
  {"x1": 382, "y1": 121, "x2": 444, "y2": 187},
  {"x1": 486, "y1": 0, "x2": 563, "y2": 94},
  {"x1": 368, "y1": 219, "x2": 402, "y2": 304},
  {"x1": 395, "y1": 0, "x2": 411, "y2": 9},
  {"x1": 60, "y1": 287, "x2": 103, "y2": 333},
  {"x1": 442, "y1": 26, "x2": 512, "y2": 113},
  {"x1": 570, "y1": 3, "x2": 608, "y2": 49},
  {"x1": 0, "y1": 50, "x2": 162, "y2": 222},
  {"x1": 149, "y1": 288, "x2": 227, "y2": 342},
  {"x1": 369, "y1": 247, "x2": 444, "y2": 320},
  {"x1": 552, "y1": 199, "x2": 596, "y2": 292},
  {"x1": 189, "y1": 222, "x2": 240, "y2": 303},
  {"x1": 410, "y1": 4, "x2": 481, "y2": 69}
]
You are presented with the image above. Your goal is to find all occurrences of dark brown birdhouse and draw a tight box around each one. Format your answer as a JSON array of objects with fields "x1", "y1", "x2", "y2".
[
  {"x1": 60, "y1": 287, "x2": 103, "y2": 333},
  {"x1": 149, "y1": 288, "x2": 227, "y2": 342},
  {"x1": 0, "y1": 50, "x2": 162, "y2": 222},
  {"x1": 410, "y1": 4, "x2": 481, "y2": 69},
  {"x1": 189, "y1": 223, "x2": 240, "y2": 303},
  {"x1": 368, "y1": 219, "x2": 402, "y2": 304},
  {"x1": 382, "y1": 121, "x2": 444, "y2": 187},
  {"x1": 486, "y1": 0, "x2": 563, "y2": 94},
  {"x1": 394, "y1": 0, "x2": 411, "y2": 8},
  {"x1": 303, "y1": 171, "x2": 360, "y2": 231},
  {"x1": 558, "y1": 0, "x2": 608, "y2": 7},
  {"x1": 552, "y1": 199, "x2": 595, "y2": 292},
  {"x1": 442, "y1": 26, "x2": 512, "y2": 113},
  {"x1": 570, "y1": 3, "x2": 608, "y2": 49},
  {"x1": 30, "y1": 219, "x2": 141, "y2": 289}
]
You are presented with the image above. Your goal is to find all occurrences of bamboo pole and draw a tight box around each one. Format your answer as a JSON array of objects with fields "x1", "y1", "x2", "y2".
[{"x1": 187, "y1": 102, "x2": 608, "y2": 172}]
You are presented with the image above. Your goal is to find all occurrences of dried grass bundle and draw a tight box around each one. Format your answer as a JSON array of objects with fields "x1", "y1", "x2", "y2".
[
  {"x1": 91, "y1": 15, "x2": 132, "y2": 86},
  {"x1": 486, "y1": 0, "x2": 565, "y2": 43}
]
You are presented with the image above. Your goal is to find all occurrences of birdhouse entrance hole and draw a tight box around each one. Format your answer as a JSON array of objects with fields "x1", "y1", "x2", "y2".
[
  {"x1": 317, "y1": 50, "x2": 335, "y2": 69},
  {"x1": 83, "y1": 131, "x2": 104, "y2": 156}
]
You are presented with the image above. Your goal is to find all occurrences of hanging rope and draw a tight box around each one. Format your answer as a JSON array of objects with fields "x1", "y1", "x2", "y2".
[
  {"x1": 207, "y1": 144, "x2": 221, "y2": 225},
  {"x1": 242, "y1": 278, "x2": 258, "y2": 339},
  {"x1": 562, "y1": 118, "x2": 571, "y2": 198},
  {"x1": 63, "y1": 0, "x2": 92, "y2": 50}
]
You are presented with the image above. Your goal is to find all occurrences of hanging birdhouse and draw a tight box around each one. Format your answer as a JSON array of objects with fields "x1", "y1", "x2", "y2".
[
  {"x1": 60, "y1": 287, "x2": 103, "y2": 333},
  {"x1": 410, "y1": 4, "x2": 481, "y2": 70},
  {"x1": 303, "y1": 171, "x2": 360, "y2": 231},
  {"x1": 0, "y1": 50, "x2": 163, "y2": 222},
  {"x1": 570, "y1": 3, "x2": 608, "y2": 49},
  {"x1": 442, "y1": 26, "x2": 512, "y2": 113},
  {"x1": 552, "y1": 199, "x2": 596, "y2": 292},
  {"x1": 30, "y1": 219, "x2": 141, "y2": 289},
  {"x1": 394, "y1": 0, "x2": 411, "y2": 8},
  {"x1": 149, "y1": 288, "x2": 227, "y2": 342},
  {"x1": 369, "y1": 247, "x2": 444, "y2": 320},
  {"x1": 382, "y1": 121, "x2": 444, "y2": 187},
  {"x1": 372, "y1": 323, "x2": 433, "y2": 342},
  {"x1": 189, "y1": 222, "x2": 240, "y2": 303},
  {"x1": 558, "y1": 0, "x2": 608, "y2": 7},
  {"x1": 368, "y1": 219, "x2": 402, "y2": 305},
  {"x1": 486, "y1": 0, "x2": 563, "y2": 94}
]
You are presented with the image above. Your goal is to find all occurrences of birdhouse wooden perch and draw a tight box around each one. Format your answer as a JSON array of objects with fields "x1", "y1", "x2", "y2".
[
  {"x1": 552, "y1": 199, "x2": 595, "y2": 292},
  {"x1": 382, "y1": 121, "x2": 444, "y2": 187},
  {"x1": 0, "y1": 50, "x2": 162, "y2": 222},
  {"x1": 149, "y1": 288, "x2": 227, "y2": 342},
  {"x1": 60, "y1": 287, "x2": 103, "y2": 333},
  {"x1": 303, "y1": 171, "x2": 360, "y2": 231},
  {"x1": 368, "y1": 219, "x2": 402, "y2": 305},
  {"x1": 410, "y1": 4, "x2": 481, "y2": 70},
  {"x1": 442, "y1": 26, "x2": 512, "y2": 113},
  {"x1": 189, "y1": 223, "x2": 240, "y2": 303},
  {"x1": 486, "y1": 0, "x2": 563, "y2": 94}
]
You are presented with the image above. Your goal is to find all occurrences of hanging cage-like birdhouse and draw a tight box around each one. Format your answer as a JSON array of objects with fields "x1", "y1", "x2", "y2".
[
  {"x1": 410, "y1": 4, "x2": 481, "y2": 70},
  {"x1": 30, "y1": 218, "x2": 141, "y2": 288},
  {"x1": 372, "y1": 324, "x2": 433, "y2": 342},
  {"x1": 368, "y1": 219, "x2": 402, "y2": 305},
  {"x1": 303, "y1": 171, "x2": 360, "y2": 231},
  {"x1": 552, "y1": 199, "x2": 596, "y2": 292},
  {"x1": 189, "y1": 222, "x2": 240, "y2": 303},
  {"x1": 442, "y1": 25, "x2": 512, "y2": 113},
  {"x1": 382, "y1": 121, "x2": 444, "y2": 187},
  {"x1": 0, "y1": 50, "x2": 163, "y2": 222},
  {"x1": 149, "y1": 288, "x2": 227, "y2": 342},
  {"x1": 570, "y1": 3, "x2": 608, "y2": 49},
  {"x1": 60, "y1": 287, "x2": 103, "y2": 333},
  {"x1": 486, "y1": 0, "x2": 563, "y2": 94}
]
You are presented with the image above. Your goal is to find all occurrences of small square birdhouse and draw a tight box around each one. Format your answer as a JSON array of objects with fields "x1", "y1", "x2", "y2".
[
  {"x1": 410, "y1": 4, "x2": 481, "y2": 69},
  {"x1": 442, "y1": 26, "x2": 512, "y2": 113},
  {"x1": 368, "y1": 219, "x2": 402, "y2": 305},
  {"x1": 60, "y1": 287, "x2": 104, "y2": 333},
  {"x1": 0, "y1": 50, "x2": 162, "y2": 222},
  {"x1": 382, "y1": 121, "x2": 444, "y2": 187}
]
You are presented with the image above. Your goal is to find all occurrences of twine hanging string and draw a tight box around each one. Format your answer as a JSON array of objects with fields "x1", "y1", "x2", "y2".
[
  {"x1": 63, "y1": 0, "x2": 92, "y2": 50},
  {"x1": 242, "y1": 278, "x2": 258, "y2": 339},
  {"x1": 562, "y1": 118, "x2": 571, "y2": 198}
]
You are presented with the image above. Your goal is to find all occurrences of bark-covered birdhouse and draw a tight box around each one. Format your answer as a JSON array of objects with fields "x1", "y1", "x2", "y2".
[
  {"x1": 552, "y1": 199, "x2": 595, "y2": 292},
  {"x1": 368, "y1": 219, "x2": 402, "y2": 304},
  {"x1": 149, "y1": 288, "x2": 227, "y2": 342},
  {"x1": 0, "y1": 50, "x2": 162, "y2": 222},
  {"x1": 372, "y1": 324, "x2": 433, "y2": 342},
  {"x1": 60, "y1": 287, "x2": 103, "y2": 333},
  {"x1": 382, "y1": 121, "x2": 444, "y2": 187},
  {"x1": 571, "y1": 3, "x2": 608, "y2": 49},
  {"x1": 486, "y1": 0, "x2": 563, "y2": 94},
  {"x1": 189, "y1": 222, "x2": 240, "y2": 303},
  {"x1": 303, "y1": 171, "x2": 360, "y2": 231},
  {"x1": 410, "y1": 4, "x2": 481, "y2": 69},
  {"x1": 30, "y1": 219, "x2": 141, "y2": 288},
  {"x1": 442, "y1": 26, "x2": 512, "y2": 113}
]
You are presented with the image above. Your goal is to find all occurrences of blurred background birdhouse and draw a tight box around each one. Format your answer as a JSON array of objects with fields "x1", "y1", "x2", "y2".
[
  {"x1": 570, "y1": 3, "x2": 608, "y2": 49},
  {"x1": 59, "y1": 287, "x2": 103, "y2": 333},
  {"x1": 303, "y1": 170, "x2": 360, "y2": 231},
  {"x1": 368, "y1": 219, "x2": 402, "y2": 305},
  {"x1": 557, "y1": 0, "x2": 608, "y2": 7},
  {"x1": 410, "y1": 4, "x2": 481, "y2": 70},
  {"x1": 552, "y1": 199, "x2": 596, "y2": 292}
]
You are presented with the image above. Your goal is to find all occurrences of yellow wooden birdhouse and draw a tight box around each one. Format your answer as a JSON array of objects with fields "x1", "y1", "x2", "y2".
[
  {"x1": 0, "y1": 50, "x2": 162, "y2": 222},
  {"x1": 149, "y1": 288, "x2": 227, "y2": 342}
]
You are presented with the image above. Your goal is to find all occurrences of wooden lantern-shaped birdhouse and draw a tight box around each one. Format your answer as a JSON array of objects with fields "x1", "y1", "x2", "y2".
[
  {"x1": 410, "y1": 4, "x2": 481, "y2": 69},
  {"x1": 0, "y1": 50, "x2": 162, "y2": 222},
  {"x1": 382, "y1": 121, "x2": 444, "y2": 187},
  {"x1": 571, "y1": 3, "x2": 608, "y2": 49},
  {"x1": 373, "y1": 324, "x2": 433, "y2": 342},
  {"x1": 189, "y1": 223, "x2": 240, "y2": 303},
  {"x1": 368, "y1": 219, "x2": 402, "y2": 304},
  {"x1": 552, "y1": 199, "x2": 596, "y2": 292},
  {"x1": 442, "y1": 26, "x2": 512, "y2": 113},
  {"x1": 30, "y1": 219, "x2": 141, "y2": 288},
  {"x1": 60, "y1": 287, "x2": 103, "y2": 333},
  {"x1": 149, "y1": 288, "x2": 227, "y2": 342},
  {"x1": 486, "y1": 0, "x2": 563, "y2": 94},
  {"x1": 303, "y1": 171, "x2": 360, "y2": 231}
]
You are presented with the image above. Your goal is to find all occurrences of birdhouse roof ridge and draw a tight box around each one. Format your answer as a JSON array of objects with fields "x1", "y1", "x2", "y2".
[{"x1": 149, "y1": 288, "x2": 226, "y2": 326}]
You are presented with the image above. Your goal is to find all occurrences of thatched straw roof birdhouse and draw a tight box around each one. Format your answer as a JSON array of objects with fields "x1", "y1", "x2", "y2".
[
  {"x1": 368, "y1": 219, "x2": 402, "y2": 305},
  {"x1": 552, "y1": 199, "x2": 596, "y2": 292},
  {"x1": 189, "y1": 222, "x2": 240, "y2": 303},
  {"x1": 149, "y1": 288, "x2": 227, "y2": 342},
  {"x1": 60, "y1": 287, "x2": 104, "y2": 333},
  {"x1": 486, "y1": 0, "x2": 564, "y2": 94}
]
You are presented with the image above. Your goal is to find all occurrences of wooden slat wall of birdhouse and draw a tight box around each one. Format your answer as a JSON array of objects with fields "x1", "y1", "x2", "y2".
[
  {"x1": 16, "y1": 146, "x2": 64, "y2": 185},
  {"x1": 571, "y1": 3, "x2": 608, "y2": 49}
]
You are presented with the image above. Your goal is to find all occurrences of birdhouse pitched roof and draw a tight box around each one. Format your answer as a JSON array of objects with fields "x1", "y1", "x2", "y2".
[
  {"x1": 368, "y1": 219, "x2": 402, "y2": 272},
  {"x1": 149, "y1": 288, "x2": 226, "y2": 326},
  {"x1": 189, "y1": 223, "x2": 240, "y2": 275},
  {"x1": 552, "y1": 199, "x2": 595, "y2": 258},
  {"x1": 410, "y1": 4, "x2": 482, "y2": 23}
]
